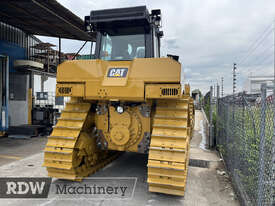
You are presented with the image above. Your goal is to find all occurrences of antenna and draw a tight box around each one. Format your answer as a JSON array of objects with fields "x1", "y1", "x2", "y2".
[{"x1": 233, "y1": 63, "x2": 237, "y2": 95}]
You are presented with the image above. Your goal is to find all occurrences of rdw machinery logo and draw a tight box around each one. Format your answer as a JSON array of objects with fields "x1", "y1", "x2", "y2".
[{"x1": 0, "y1": 178, "x2": 51, "y2": 198}]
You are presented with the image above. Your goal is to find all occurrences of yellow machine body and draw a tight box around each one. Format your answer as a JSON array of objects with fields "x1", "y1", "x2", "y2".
[
  {"x1": 44, "y1": 58, "x2": 194, "y2": 196},
  {"x1": 56, "y1": 58, "x2": 181, "y2": 101},
  {"x1": 54, "y1": 58, "x2": 183, "y2": 153},
  {"x1": 43, "y1": 6, "x2": 194, "y2": 197}
]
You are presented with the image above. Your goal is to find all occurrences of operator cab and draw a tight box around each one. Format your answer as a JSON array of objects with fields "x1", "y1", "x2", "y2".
[{"x1": 85, "y1": 6, "x2": 163, "y2": 60}]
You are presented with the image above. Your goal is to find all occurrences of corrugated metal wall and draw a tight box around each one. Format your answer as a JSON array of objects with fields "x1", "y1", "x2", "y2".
[
  {"x1": 0, "y1": 21, "x2": 41, "y2": 60},
  {"x1": 0, "y1": 22, "x2": 42, "y2": 127}
]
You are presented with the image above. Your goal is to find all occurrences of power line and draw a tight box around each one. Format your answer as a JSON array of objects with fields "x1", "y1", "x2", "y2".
[
  {"x1": 252, "y1": 54, "x2": 274, "y2": 73},
  {"x1": 246, "y1": 44, "x2": 274, "y2": 67},
  {"x1": 241, "y1": 45, "x2": 274, "y2": 70},
  {"x1": 254, "y1": 52, "x2": 274, "y2": 67},
  {"x1": 238, "y1": 28, "x2": 273, "y2": 66},
  {"x1": 237, "y1": 22, "x2": 272, "y2": 63},
  {"x1": 237, "y1": 22, "x2": 273, "y2": 66},
  {"x1": 236, "y1": 53, "x2": 274, "y2": 82}
]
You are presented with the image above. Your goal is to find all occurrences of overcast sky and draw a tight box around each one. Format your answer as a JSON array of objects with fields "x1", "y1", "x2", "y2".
[{"x1": 38, "y1": 0, "x2": 275, "y2": 94}]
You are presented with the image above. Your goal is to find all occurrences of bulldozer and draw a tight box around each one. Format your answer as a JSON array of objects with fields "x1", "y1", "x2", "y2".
[{"x1": 43, "y1": 6, "x2": 194, "y2": 196}]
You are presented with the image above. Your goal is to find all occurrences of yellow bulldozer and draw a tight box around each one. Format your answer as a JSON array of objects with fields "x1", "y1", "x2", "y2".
[{"x1": 43, "y1": 6, "x2": 194, "y2": 196}]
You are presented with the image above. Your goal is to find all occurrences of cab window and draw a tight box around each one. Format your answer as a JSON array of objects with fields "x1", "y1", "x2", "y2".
[{"x1": 100, "y1": 33, "x2": 145, "y2": 60}]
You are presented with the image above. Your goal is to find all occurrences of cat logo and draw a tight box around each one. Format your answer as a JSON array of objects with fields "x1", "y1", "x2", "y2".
[{"x1": 107, "y1": 68, "x2": 128, "y2": 78}]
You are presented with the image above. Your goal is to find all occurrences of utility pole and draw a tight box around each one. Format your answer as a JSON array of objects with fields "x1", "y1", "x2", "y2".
[
  {"x1": 209, "y1": 86, "x2": 213, "y2": 148},
  {"x1": 221, "y1": 77, "x2": 224, "y2": 97},
  {"x1": 213, "y1": 84, "x2": 215, "y2": 98},
  {"x1": 272, "y1": 18, "x2": 275, "y2": 206},
  {"x1": 233, "y1": 63, "x2": 237, "y2": 95},
  {"x1": 216, "y1": 83, "x2": 220, "y2": 145},
  {"x1": 274, "y1": 19, "x2": 275, "y2": 89},
  {"x1": 216, "y1": 79, "x2": 220, "y2": 97}
]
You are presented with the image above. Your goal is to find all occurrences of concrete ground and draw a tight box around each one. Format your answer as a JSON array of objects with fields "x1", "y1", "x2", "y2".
[
  {"x1": 0, "y1": 111, "x2": 239, "y2": 206},
  {"x1": 184, "y1": 111, "x2": 239, "y2": 205},
  {"x1": 0, "y1": 136, "x2": 47, "y2": 166}
]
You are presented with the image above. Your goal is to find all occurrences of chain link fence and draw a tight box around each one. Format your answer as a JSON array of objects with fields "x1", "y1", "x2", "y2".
[
  {"x1": 216, "y1": 84, "x2": 274, "y2": 206},
  {"x1": 202, "y1": 86, "x2": 216, "y2": 148}
]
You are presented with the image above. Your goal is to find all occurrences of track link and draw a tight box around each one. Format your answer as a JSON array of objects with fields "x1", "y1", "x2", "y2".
[
  {"x1": 147, "y1": 96, "x2": 193, "y2": 196},
  {"x1": 43, "y1": 98, "x2": 119, "y2": 180}
]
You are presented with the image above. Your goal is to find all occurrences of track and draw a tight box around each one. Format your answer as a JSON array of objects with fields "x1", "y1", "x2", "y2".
[
  {"x1": 147, "y1": 96, "x2": 193, "y2": 196},
  {"x1": 43, "y1": 96, "x2": 194, "y2": 195},
  {"x1": 43, "y1": 98, "x2": 119, "y2": 181}
]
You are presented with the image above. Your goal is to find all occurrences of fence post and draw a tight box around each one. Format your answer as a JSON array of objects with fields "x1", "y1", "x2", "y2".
[
  {"x1": 232, "y1": 92, "x2": 236, "y2": 173},
  {"x1": 257, "y1": 83, "x2": 267, "y2": 206},
  {"x1": 216, "y1": 85, "x2": 220, "y2": 146},
  {"x1": 209, "y1": 86, "x2": 213, "y2": 148},
  {"x1": 271, "y1": 84, "x2": 275, "y2": 206},
  {"x1": 242, "y1": 93, "x2": 245, "y2": 142}
]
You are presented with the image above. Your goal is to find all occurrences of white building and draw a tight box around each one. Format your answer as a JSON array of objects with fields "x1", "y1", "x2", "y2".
[{"x1": 243, "y1": 75, "x2": 274, "y2": 94}]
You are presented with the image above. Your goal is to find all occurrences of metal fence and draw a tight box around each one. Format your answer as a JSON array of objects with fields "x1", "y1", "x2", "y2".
[
  {"x1": 202, "y1": 86, "x2": 215, "y2": 148},
  {"x1": 216, "y1": 84, "x2": 274, "y2": 206}
]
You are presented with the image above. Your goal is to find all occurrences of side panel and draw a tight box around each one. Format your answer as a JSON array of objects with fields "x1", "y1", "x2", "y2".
[
  {"x1": 85, "y1": 80, "x2": 144, "y2": 101},
  {"x1": 57, "y1": 58, "x2": 181, "y2": 83},
  {"x1": 56, "y1": 58, "x2": 181, "y2": 100}
]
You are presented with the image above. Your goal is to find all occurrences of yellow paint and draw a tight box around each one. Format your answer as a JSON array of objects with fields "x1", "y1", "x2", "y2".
[
  {"x1": 43, "y1": 98, "x2": 120, "y2": 180},
  {"x1": 147, "y1": 96, "x2": 194, "y2": 196},
  {"x1": 55, "y1": 58, "x2": 181, "y2": 100},
  {"x1": 57, "y1": 58, "x2": 180, "y2": 83},
  {"x1": 95, "y1": 104, "x2": 150, "y2": 152},
  {"x1": 184, "y1": 84, "x2": 191, "y2": 95},
  {"x1": 85, "y1": 80, "x2": 145, "y2": 101},
  {"x1": 0, "y1": 155, "x2": 21, "y2": 160}
]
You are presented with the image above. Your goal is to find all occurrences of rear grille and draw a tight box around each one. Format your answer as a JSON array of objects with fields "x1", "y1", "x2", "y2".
[{"x1": 161, "y1": 88, "x2": 179, "y2": 96}]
